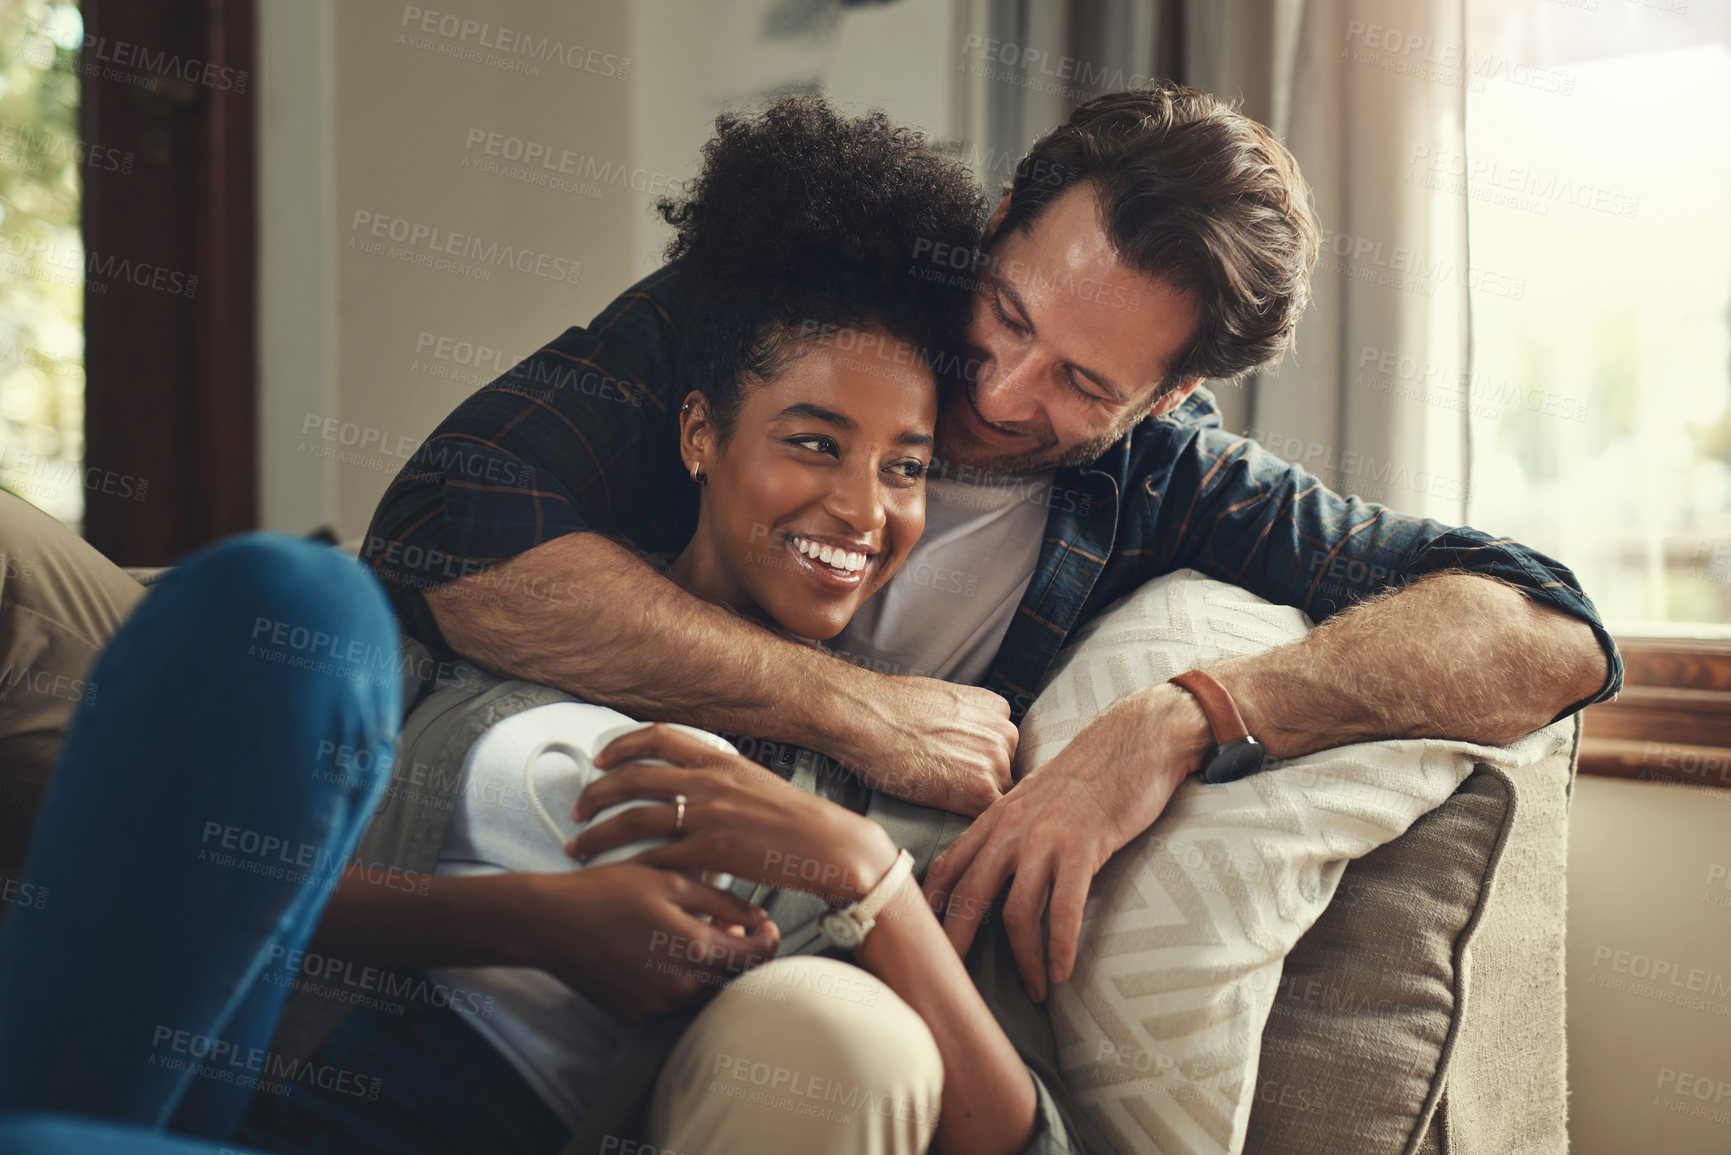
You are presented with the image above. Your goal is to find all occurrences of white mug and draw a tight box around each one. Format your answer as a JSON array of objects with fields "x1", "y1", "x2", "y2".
[{"x1": 523, "y1": 720, "x2": 735, "y2": 890}]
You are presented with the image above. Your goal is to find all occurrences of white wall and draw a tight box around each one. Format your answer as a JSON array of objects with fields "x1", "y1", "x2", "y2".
[
  {"x1": 625, "y1": 0, "x2": 963, "y2": 274},
  {"x1": 257, "y1": 0, "x2": 337, "y2": 535},
  {"x1": 259, "y1": 0, "x2": 636, "y2": 538},
  {"x1": 1566, "y1": 775, "x2": 1731, "y2": 1153},
  {"x1": 260, "y1": 0, "x2": 967, "y2": 541}
]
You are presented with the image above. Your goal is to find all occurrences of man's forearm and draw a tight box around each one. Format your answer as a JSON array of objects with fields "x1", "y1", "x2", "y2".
[
  {"x1": 425, "y1": 533, "x2": 1018, "y2": 818},
  {"x1": 426, "y1": 533, "x2": 873, "y2": 752},
  {"x1": 1215, "y1": 572, "x2": 1609, "y2": 756}
]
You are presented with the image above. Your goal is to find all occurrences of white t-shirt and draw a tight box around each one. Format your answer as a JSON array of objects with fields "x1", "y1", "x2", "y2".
[
  {"x1": 430, "y1": 702, "x2": 733, "y2": 1131},
  {"x1": 831, "y1": 471, "x2": 1053, "y2": 685}
]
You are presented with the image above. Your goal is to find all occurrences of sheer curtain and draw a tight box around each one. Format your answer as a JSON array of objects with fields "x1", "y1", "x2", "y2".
[
  {"x1": 952, "y1": 0, "x2": 1473, "y2": 523},
  {"x1": 1185, "y1": 0, "x2": 1476, "y2": 525}
]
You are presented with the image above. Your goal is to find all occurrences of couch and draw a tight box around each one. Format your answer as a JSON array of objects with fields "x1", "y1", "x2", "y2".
[{"x1": 0, "y1": 515, "x2": 1577, "y2": 1154}]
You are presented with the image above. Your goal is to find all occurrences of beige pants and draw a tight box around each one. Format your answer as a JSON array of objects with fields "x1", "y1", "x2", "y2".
[
  {"x1": 0, "y1": 492, "x2": 144, "y2": 873},
  {"x1": 647, "y1": 956, "x2": 945, "y2": 1155}
]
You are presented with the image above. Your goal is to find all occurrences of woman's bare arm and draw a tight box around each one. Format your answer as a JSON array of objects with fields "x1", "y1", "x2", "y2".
[
  {"x1": 855, "y1": 877, "x2": 1040, "y2": 1155},
  {"x1": 314, "y1": 864, "x2": 778, "y2": 1021}
]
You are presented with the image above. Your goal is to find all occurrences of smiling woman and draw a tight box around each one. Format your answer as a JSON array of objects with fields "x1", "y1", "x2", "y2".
[
  {"x1": 234, "y1": 94, "x2": 1055, "y2": 1155},
  {"x1": 652, "y1": 94, "x2": 984, "y2": 641}
]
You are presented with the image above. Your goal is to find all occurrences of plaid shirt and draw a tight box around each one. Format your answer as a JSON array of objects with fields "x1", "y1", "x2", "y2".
[{"x1": 363, "y1": 264, "x2": 1623, "y2": 726}]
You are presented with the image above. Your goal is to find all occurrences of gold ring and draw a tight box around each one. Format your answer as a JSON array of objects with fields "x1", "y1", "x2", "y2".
[{"x1": 673, "y1": 793, "x2": 687, "y2": 834}]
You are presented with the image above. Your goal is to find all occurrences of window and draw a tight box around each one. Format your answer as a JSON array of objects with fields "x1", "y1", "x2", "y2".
[
  {"x1": 0, "y1": 1, "x2": 84, "y2": 526},
  {"x1": 1462, "y1": 1, "x2": 1731, "y2": 634}
]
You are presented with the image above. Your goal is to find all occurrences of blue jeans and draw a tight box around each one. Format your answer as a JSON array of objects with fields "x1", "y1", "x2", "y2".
[
  {"x1": 0, "y1": 534, "x2": 400, "y2": 1142},
  {"x1": 234, "y1": 990, "x2": 566, "y2": 1155}
]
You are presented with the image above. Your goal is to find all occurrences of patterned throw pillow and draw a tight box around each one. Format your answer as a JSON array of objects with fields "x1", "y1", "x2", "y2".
[{"x1": 1020, "y1": 571, "x2": 1570, "y2": 1155}]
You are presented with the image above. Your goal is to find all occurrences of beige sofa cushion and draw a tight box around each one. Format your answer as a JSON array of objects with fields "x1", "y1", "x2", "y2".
[
  {"x1": 1245, "y1": 768, "x2": 1511, "y2": 1151},
  {"x1": 1019, "y1": 570, "x2": 1572, "y2": 1154},
  {"x1": 1247, "y1": 721, "x2": 1576, "y2": 1155}
]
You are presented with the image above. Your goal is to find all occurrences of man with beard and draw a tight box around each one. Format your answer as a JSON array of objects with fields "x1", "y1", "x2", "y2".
[{"x1": 358, "y1": 83, "x2": 1618, "y2": 1010}]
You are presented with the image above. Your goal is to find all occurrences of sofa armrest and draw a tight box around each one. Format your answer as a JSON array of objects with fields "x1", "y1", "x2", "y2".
[{"x1": 1245, "y1": 712, "x2": 1579, "y2": 1155}]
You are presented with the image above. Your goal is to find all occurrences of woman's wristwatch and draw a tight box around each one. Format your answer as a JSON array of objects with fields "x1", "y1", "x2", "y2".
[
  {"x1": 1169, "y1": 670, "x2": 1266, "y2": 783},
  {"x1": 819, "y1": 848, "x2": 915, "y2": 951}
]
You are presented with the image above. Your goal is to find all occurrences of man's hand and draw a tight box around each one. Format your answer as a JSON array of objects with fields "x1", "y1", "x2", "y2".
[
  {"x1": 922, "y1": 571, "x2": 1610, "y2": 1005},
  {"x1": 922, "y1": 684, "x2": 1210, "y2": 1002},
  {"x1": 520, "y1": 864, "x2": 781, "y2": 1022},
  {"x1": 834, "y1": 675, "x2": 1017, "y2": 818}
]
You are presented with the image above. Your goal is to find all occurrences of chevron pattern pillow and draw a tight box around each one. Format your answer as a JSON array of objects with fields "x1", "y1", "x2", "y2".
[{"x1": 1022, "y1": 570, "x2": 1570, "y2": 1155}]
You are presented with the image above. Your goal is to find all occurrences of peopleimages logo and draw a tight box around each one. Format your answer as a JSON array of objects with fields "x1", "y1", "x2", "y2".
[
  {"x1": 1408, "y1": 146, "x2": 1641, "y2": 220},
  {"x1": 399, "y1": 6, "x2": 629, "y2": 79},
  {"x1": 263, "y1": 944, "x2": 497, "y2": 1019},
  {"x1": 463, "y1": 130, "x2": 684, "y2": 197},
  {"x1": 0, "y1": 662, "x2": 98, "y2": 707},
  {"x1": 0, "y1": 443, "x2": 149, "y2": 503},
  {"x1": 0, "y1": 233, "x2": 199, "y2": 298},
  {"x1": 959, "y1": 33, "x2": 1155, "y2": 98},
  {"x1": 1246, "y1": 427, "x2": 1475, "y2": 505},
  {"x1": 1342, "y1": 20, "x2": 1576, "y2": 96},
  {"x1": 0, "y1": 123, "x2": 135, "y2": 175},
  {"x1": 348, "y1": 210, "x2": 582, "y2": 285},
  {"x1": 20, "y1": 21, "x2": 250, "y2": 93},
  {"x1": 1317, "y1": 228, "x2": 1526, "y2": 300},
  {"x1": 149, "y1": 1026, "x2": 380, "y2": 1099},
  {"x1": 0, "y1": 874, "x2": 48, "y2": 911}
]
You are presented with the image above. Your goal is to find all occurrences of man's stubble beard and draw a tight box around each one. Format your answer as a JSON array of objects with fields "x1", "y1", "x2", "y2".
[{"x1": 932, "y1": 401, "x2": 1147, "y2": 478}]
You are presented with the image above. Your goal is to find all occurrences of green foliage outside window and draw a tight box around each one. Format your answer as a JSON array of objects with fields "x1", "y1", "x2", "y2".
[{"x1": 0, "y1": 0, "x2": 84, "y2": 524}]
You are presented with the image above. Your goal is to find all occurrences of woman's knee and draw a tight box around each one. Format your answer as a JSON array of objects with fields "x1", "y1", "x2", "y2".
[
  {"x1": 166, "y1": 534, "x2": 394, "y2": 644},
  {"x1": 708, "y1": 957, "x2": 943, "y2": 1096},
  {"x1": 651, "y1": 957, "x2": 944, "y2": 1153},
  {"x1": 150, "y1": 533, "x2": 399, "y2": 700},
  {"x1": 84, "y1": 533, "x2": 402, "y2": 803}
]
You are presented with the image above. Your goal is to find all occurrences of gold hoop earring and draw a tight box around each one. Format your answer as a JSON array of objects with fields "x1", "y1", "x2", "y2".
[{"x1": 690, "y1": 463, "x2": 704, "y2": 484}]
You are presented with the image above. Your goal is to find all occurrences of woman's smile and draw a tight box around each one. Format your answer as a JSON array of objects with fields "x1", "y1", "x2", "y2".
[{"x1": 785, "y1": 532, "x2": 874, "y2": 586}]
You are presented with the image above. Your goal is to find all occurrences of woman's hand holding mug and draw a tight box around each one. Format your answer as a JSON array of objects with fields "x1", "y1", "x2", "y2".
[{"x1": 568, "y1": 724, "x2": 901, "y2": 908}]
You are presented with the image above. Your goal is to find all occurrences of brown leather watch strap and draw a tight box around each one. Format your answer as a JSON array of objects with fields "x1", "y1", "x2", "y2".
[{"x1": 1169, "y1": 670, "x2": 1251, "y2": 746}]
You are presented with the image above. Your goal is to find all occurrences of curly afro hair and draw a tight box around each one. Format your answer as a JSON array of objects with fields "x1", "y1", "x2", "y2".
[{"x1": 657, "y1": 94, "x2": 986, "y2": 436}]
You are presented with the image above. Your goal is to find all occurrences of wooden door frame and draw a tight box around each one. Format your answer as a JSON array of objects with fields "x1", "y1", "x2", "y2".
[{"x1": 80, "y1": 0, "x2": 256, "y2": 566}]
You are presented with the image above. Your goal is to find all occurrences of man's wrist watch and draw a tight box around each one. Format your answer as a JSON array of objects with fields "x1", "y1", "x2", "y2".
[
  {"x1": 1169, "y1": 670, "x2": 1265, "y2": 784},
  {"x1": 819, "y1": 848, "x2": 915, "y2": 952}
]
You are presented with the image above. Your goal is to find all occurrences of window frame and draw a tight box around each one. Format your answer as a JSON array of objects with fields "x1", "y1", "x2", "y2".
[{"x1": 1579, "y1": 636, "x2": 1731, "y2": 791}]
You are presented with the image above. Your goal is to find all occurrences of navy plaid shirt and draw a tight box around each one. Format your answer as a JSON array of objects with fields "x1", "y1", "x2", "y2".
[{"x1": 363, "y1": 264, "x2": 1623, "y2": 724}]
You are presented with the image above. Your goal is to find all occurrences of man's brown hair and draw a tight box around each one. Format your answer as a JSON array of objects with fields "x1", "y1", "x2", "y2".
[{"x1": 1000, "y1": 82, "x2": 1320, "y2": 390}]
